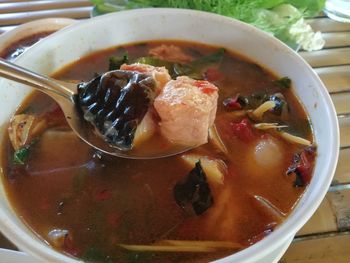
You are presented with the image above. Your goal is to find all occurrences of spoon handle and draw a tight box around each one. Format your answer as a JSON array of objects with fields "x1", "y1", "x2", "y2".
[{"x1": 0, "y1": 58, "x2": 75, "y2": 100}]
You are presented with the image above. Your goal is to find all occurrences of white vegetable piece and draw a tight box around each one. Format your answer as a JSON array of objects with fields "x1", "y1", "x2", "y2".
[
  {"x1": 47, "y1": 229, "x2": 68, "y2": 247},
  {"x1": 253, "y1": 136, "x2": 284, "y2": 170},
  {"x1": 181, "y1": 154, "x2": 227, "y2": 185},
  {"x1": 133, "y1": 110, "x2": 157, "y2": 147},
  {"x1": 243, "y1": 135, "x2": 285, "y2": 178}
]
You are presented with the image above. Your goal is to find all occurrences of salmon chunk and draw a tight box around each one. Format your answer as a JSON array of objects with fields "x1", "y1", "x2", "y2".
[
  {"x1": 120, "y1": 63, "x2": 171, "y2": 93},
  {"x1": 154, "y1": 76, "x2": 218, "y2": 146}
]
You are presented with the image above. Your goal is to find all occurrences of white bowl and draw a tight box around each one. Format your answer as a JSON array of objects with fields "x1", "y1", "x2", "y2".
[{"x1": 0, "y1": 9, "x2": 339, "y2": 263}]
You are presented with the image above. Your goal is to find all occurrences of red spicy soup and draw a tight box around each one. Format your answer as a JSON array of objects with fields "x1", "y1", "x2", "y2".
[{"x1": 1, "y1": 40, "x2": 316, "y2": 262}]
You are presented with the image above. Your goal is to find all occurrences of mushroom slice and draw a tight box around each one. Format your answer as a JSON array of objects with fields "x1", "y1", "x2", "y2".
[
  {"x1": 181, "y1": 154, "x2": 227, "y2": 185},
  {"x1": 77, "y1": 70, "x2": 156, "y2": 151}
]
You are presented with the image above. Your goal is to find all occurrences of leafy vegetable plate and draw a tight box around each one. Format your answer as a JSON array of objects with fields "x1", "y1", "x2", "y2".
[{"x1": 90, "y1": 0, "x2": 326, "y2": 51}]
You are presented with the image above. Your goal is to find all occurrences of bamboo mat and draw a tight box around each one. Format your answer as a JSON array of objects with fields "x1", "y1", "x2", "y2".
[{"x1": 0, "y1": 1, "x2": 349, "y2": 262}]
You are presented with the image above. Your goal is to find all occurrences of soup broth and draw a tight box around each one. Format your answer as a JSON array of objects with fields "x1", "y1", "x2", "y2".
[{"x1": 1, "y1": 40, "x2": 316, "y2": 262}]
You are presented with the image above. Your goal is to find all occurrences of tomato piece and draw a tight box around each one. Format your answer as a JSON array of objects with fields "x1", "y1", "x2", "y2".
[
  {"x1": 193, "y1": 80, "x2": 217, "y2": 94},
  {"x1": 230, "y1": 118, "x2": 255, "y2": 142},
  {"x1": 223, "y1": 96, "x2": 242, "y2": 110},
  {"x1": 295, "y1": 150, "x2": 312, "y2": 185}
]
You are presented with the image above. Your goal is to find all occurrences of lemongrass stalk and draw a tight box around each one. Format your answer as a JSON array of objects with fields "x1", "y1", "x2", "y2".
[
  {"x1": 278, "y1": 131, "x2": 312, "y2": 146},
  {"x1": 254, "y1": 123, "x2": 288, "y2": 130},
  {"x1": 251, "y1": 101, "x2": 276, "y2": 120}
]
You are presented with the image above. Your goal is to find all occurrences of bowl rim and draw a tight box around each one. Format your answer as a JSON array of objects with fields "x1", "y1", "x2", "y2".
[{"x1": 0, "y1": 8, "x2": 340, "y2": 263}]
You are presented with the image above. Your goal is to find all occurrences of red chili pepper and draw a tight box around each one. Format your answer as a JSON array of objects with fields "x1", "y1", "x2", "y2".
[
  {"x1": 223, "y1": 96, "x2": 242, "y2": 110},
  {"x1": 296, "y1": 151, "x2": 312, "y2": 185},
  {"x1": 230, "y1": 118, "x2": 255, "y2": 142},
  {"x1": 193, "y1": 80, "x2": 217, "y2": 94},
  {"x1": 287, "y1": 147, "x2": 316, "y2": 187},
  {"x1": 205, "y1": 67, "x2": 223, "y2": 82}
]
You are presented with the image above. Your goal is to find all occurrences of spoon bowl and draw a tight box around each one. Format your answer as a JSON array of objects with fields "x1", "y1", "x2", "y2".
[{"x1": 0, "y1": 58, "x2": 192, "y2": 159}]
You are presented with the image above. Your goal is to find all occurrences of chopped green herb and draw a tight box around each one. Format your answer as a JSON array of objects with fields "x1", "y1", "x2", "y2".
[
  {"x1": 109, "y1": 52, "x2": 129, "y2": 70},
  {"x1": 173, "y1": 48, "x2": 225, "y2": 79},
  {"x1": 13, "y1": 145, "x2": 31, "y2": 165},
  {"x1": 134, "y1": 57, "x2": 169, "y2": 67},
  {"x1": 133, "y1": 49, "x2": 225, "y2": 79},
  {"x1": 273, "y1": 77, "x2": 291, "y2": 89}
]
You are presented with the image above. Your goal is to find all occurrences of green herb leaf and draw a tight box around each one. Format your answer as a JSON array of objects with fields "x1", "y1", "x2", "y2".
[
  {"x1": 134, "y1": 49, "x2": 224, "y2": 79},
  {"x1": 272, "y1": 77, "x2": 291, "y2": 89},
  {"x1": 13, "y1": 145, "x2": 31, "y2": 165},
  {"x1": 109, "y1": 52, "x2": 129, "y2": 70},
  {"x1": 173, "y1": 48, "x2": 225, "y2": 79}
]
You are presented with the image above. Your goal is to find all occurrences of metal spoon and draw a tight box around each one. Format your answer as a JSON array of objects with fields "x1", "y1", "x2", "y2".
[{"x1": 0, "y1": 58, "x2": 192, "y2": 159}]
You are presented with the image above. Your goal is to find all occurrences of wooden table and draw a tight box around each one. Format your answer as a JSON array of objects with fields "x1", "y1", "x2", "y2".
[{"x1": 0, "y1": 1, "x2": 349, "y2": 262}]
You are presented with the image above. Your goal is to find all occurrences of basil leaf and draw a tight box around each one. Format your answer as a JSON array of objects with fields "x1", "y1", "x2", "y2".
[{"x1": 272, "y1": 77, "x2": 291, "y2": 89}]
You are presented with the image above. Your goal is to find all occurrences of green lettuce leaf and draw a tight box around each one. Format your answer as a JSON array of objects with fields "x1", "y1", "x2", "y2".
[{"x1": 90, "y1": 0, "x2": 325, "y2": 51}]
